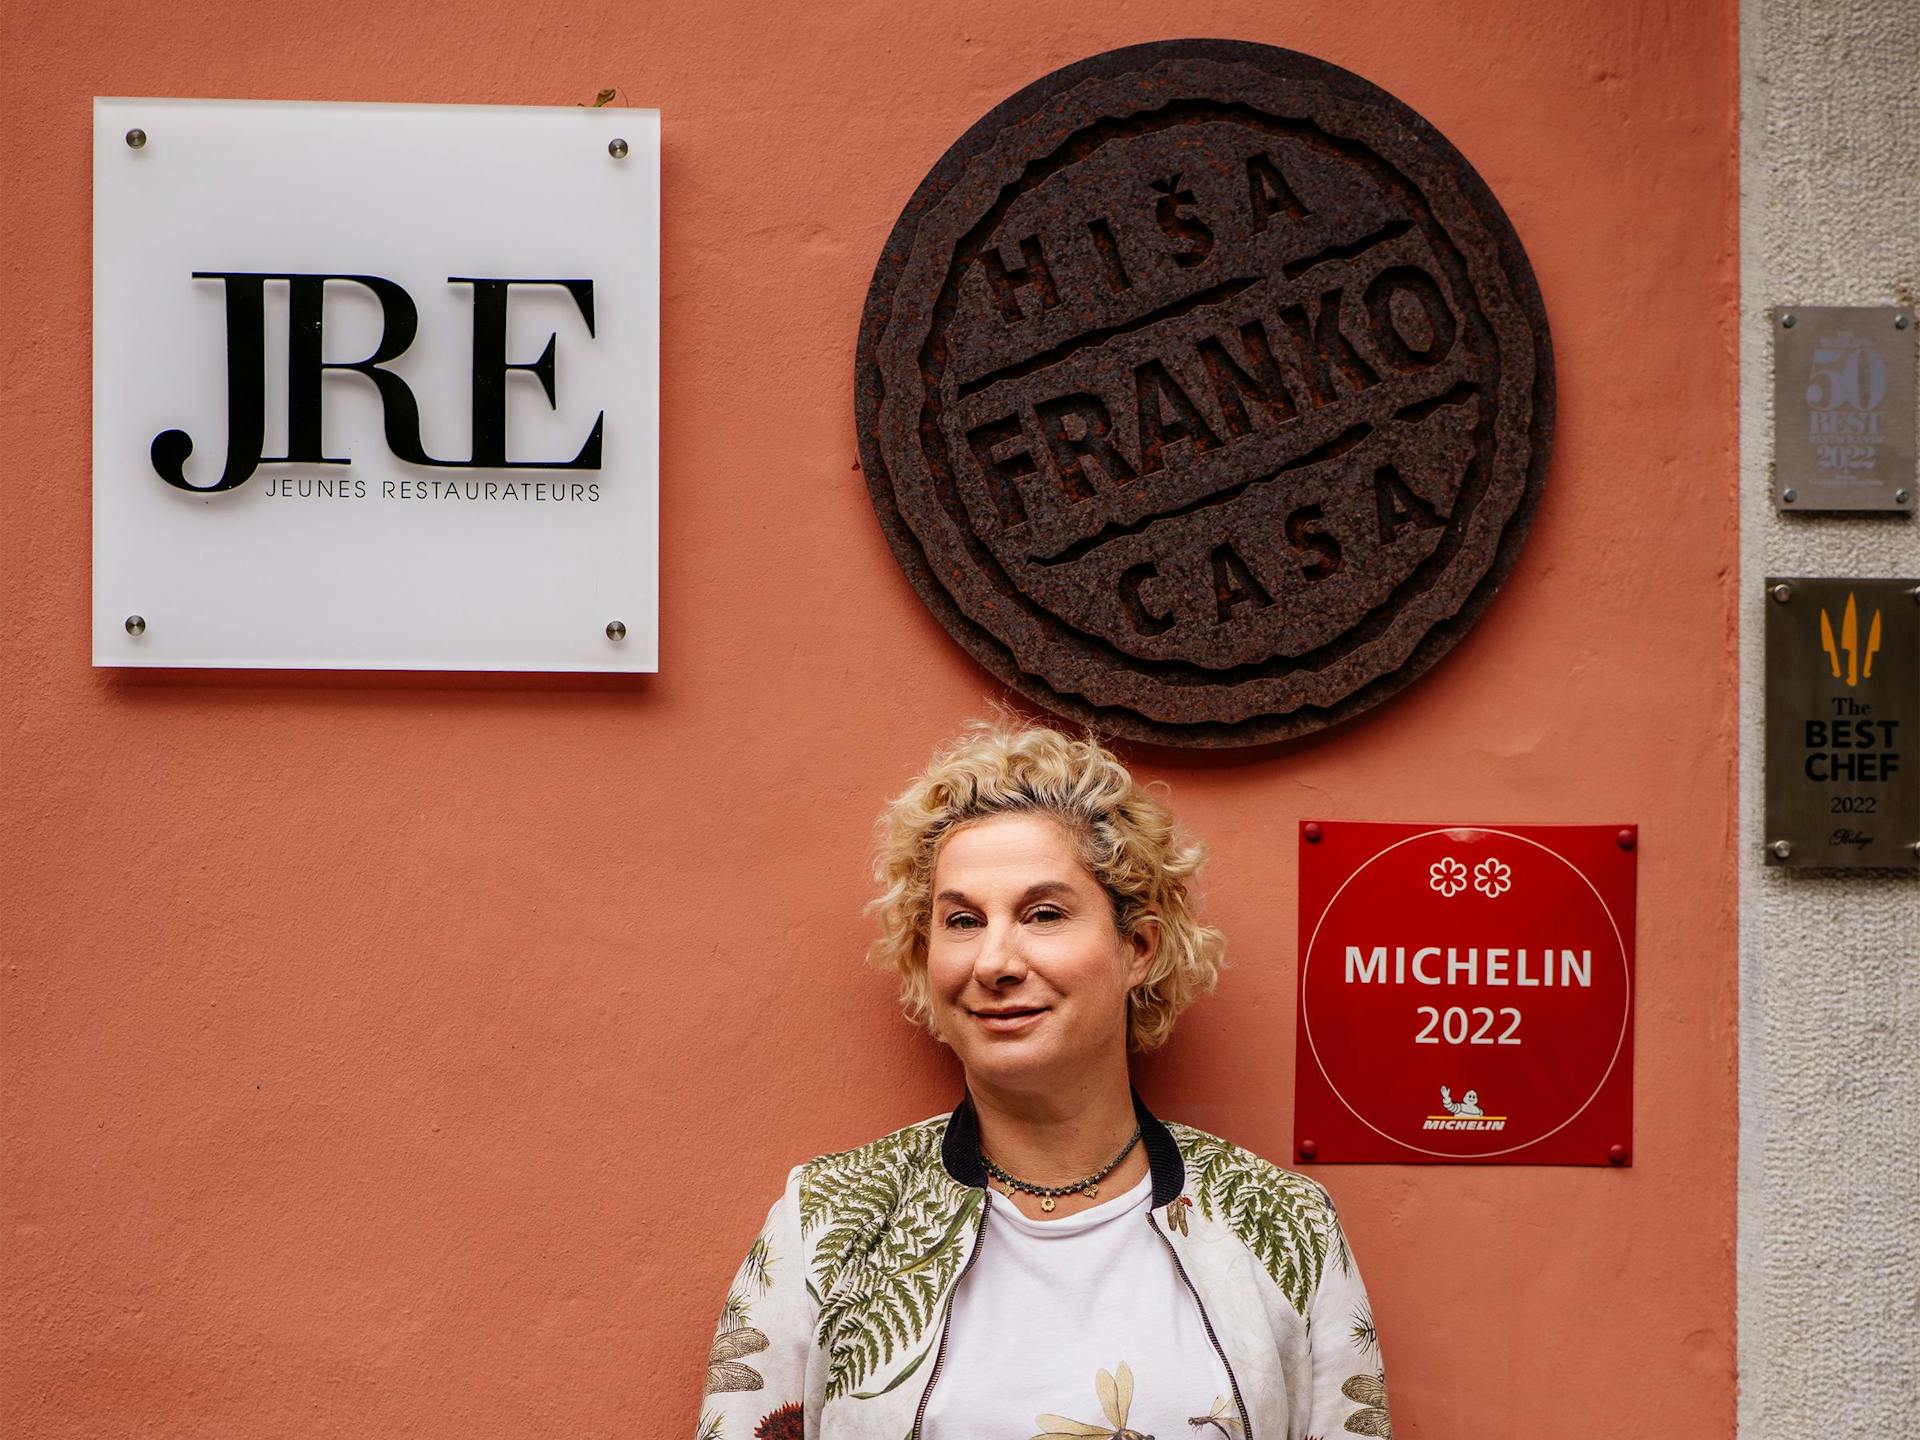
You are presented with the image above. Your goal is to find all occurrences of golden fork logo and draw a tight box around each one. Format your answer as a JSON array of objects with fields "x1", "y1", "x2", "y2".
[{"x1": 1819, "y1": 592, "x2": 1882, "y2": 688}]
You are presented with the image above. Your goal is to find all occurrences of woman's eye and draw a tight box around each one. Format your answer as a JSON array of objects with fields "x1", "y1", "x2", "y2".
[
  {"x1": 1028, "y1": 907, "x2": 1067, "y2": 924},
  {"x1": 943, "y1": 913, "x2": 982, "y2": 930}
]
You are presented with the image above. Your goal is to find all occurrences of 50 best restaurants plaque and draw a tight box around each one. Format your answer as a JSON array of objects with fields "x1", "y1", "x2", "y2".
[
  {"x1": 1294, "y1": 821, "x2": 1637, "y2": 1165},
  {"x1": 92, "y1": 98, "x2": 660, "y2": 671}
]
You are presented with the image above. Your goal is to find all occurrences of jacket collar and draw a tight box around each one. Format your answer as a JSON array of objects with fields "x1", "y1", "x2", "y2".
[{"x1": 940, "y1": 1084, "x2": 1186, "y2": 1207}]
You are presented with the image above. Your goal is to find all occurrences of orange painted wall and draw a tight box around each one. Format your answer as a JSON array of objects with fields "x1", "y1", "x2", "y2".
[{"x1": 0, "y1": 2, "x2": 1739, "y2": 1437}]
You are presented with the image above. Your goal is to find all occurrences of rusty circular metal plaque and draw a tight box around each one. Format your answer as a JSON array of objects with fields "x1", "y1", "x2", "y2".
[{"x1": 855, "y1": 40, "x2": 1553, "y2": 747}]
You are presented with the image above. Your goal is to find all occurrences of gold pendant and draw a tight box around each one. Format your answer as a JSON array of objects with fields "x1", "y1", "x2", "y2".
[
  {"x1": 1086, "y1": 1184, "x2": 1098, "y2": 1198},
  {"x1": 1041, "y1": 1196, "x2": 1056, "y2": 1212}
]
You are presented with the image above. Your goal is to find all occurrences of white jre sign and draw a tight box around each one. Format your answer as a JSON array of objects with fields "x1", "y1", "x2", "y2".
[{"x1": 93, "y1": 97, "x2": 659, "y2": 671}]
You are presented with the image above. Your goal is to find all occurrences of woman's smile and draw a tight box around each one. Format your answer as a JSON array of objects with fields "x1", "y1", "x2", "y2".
[{"x1": 970, "y1": 1004, "x2": 1049, "y2": 1033}]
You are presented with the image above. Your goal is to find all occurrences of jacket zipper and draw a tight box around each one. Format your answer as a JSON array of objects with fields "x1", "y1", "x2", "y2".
[
  {"x1": 910, "y1": 1189, "x2": 992, "y2": 1440},
  {"x1": 1147, "y1": 1211, "x2": 1254, "y2": 1440}
]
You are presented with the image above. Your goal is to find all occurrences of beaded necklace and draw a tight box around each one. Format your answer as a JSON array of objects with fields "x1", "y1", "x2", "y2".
[{"x1": 981, "y1": 1125, "x2": 1143, "y2": 1212}]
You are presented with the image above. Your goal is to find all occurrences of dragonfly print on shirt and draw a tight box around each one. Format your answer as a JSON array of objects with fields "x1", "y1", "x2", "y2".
[
  {"x1": 1186, "y1": 1395, "x2": 1243, "y2": 1438},
  {"x1": 1034, "y1": 1361, "x2": 1186, "y2": 1440}
]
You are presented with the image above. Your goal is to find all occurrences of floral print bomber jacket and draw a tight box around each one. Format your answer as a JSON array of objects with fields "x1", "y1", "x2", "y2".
[{"x1": 698, "y1": 1088, "x2": 1391, "y2": 1440}]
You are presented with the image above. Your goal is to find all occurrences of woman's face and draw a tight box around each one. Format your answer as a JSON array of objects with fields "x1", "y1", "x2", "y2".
[{"x1": 925, "y1": 811, "x2": 1154, "y2": 1094}]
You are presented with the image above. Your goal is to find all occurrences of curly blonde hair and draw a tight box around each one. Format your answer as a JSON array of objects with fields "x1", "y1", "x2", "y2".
[{"x1": 866, "y1": 719, "x2": 1224, "y2": 1052}]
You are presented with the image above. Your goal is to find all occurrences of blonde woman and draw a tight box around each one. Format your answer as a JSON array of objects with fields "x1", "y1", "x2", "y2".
[{"x1": 699, "y1": 721, "x2": 1389, "y2": 1440}]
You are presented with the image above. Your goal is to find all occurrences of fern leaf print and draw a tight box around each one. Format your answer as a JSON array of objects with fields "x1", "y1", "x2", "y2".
[{"x1": 800, "y1": 1120, "x2": 983, "y2": 1400}]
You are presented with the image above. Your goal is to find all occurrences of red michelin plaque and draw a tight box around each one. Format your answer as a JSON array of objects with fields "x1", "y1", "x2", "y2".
[{"x1": 1294, "y1": 821, "x2": 1636, "y2": 1165}]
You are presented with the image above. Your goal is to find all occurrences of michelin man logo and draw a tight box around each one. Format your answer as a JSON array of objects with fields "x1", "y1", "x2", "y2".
[{"x1": 1425, "y1": 1086, "x2": 1506, "y2": 1132}]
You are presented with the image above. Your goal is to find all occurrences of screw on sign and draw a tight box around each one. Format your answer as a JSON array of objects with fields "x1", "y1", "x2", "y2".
[
  {"x1": 856, "y1": 40, "x2": 1554, "y2": 747},
  {"x1": 1293, "y1": 822, "x2": 1636, "y2": 1164}
]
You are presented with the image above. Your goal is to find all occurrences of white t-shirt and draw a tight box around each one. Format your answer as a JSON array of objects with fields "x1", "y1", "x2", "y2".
[{"x1": 922, "y1": 1172, "x2": 1239, "y2": 1440}]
